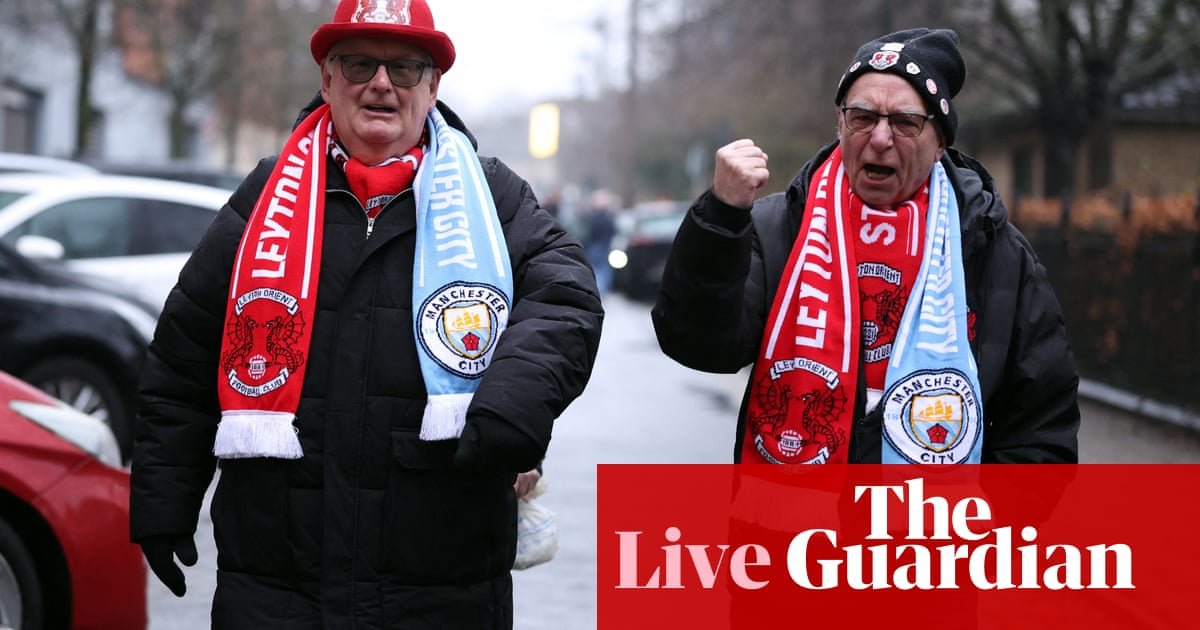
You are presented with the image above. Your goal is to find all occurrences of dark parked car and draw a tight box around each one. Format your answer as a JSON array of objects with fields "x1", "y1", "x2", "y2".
[
  {"x1": 609, "y1": 201, "x2": 688, "y2": 300},
  {"x1": 0, "y1": 240, "x2": 156, "y2": 461}
]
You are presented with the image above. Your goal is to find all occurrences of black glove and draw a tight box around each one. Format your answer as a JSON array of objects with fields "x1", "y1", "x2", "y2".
[
  {"x1": 140, "y1": 535, "x2": 198, "y2": 597},
  {"x1": 453, "y1": 412, "x2": 546, "y2": 473}
]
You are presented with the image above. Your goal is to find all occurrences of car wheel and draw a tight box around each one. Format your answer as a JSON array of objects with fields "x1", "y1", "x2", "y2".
[
  {"x1": 22, "y1": 357, "x2": 131, "y2": 462},
  {"x1": 0, "y1": 516, "x2": 42, "y2": 630}
]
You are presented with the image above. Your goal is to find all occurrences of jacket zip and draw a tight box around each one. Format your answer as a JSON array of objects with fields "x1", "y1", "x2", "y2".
[
  {"x1": 327, "y1": 186, "x2": 411, "y2": 240},
  {"x1": 327, "y1": 188, "x2": 375, "y2": 240}
]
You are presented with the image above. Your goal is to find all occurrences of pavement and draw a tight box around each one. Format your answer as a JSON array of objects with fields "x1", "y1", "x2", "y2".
[{"x1": 511, "y1": 293, "x2": 733, "y2": 630}]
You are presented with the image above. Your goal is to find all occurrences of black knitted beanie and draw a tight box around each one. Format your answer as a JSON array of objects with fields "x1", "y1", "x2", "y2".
[{"x1": 834, "y1": 28, "x2": 966, "y2": 145}]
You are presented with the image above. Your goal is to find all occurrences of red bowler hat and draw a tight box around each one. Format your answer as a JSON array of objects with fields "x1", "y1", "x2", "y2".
[{"x1": 310, "y1": 0, "x2": 456, "y2": 72}]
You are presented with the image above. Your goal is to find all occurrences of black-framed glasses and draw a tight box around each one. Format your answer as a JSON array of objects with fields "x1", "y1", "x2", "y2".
[
  {"x1": 840, "y1": 106, "x2": 935, "y2": 138},
  {"x1": 333, "y1": 54, "x2": 430, "y2": 87}
]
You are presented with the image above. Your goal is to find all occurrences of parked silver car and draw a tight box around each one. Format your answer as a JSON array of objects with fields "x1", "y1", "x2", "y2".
[
  {"x1": 0, "y1": 151, "x2": 98, "y2": 176},
  {"x1": 0, "y1": 173, "x2": 229, "y2": 311}
]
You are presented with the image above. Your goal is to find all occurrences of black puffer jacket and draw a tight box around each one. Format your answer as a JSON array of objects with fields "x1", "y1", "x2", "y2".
[
  {"x1": 130, "y1": 102, "x2": 603, "y2": 628},
  {"x1": 652, "y1": 141, "x2": 1079, "y2": 463}
]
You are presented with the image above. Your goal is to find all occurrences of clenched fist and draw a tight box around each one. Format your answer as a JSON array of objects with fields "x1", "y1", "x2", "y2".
[{"x1": 712, "y1": 139, "x2": 769, "y2": 209}]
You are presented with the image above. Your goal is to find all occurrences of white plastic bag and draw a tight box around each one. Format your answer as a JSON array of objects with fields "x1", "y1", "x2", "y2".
[{"x1": 513, "y1": 478, "x2": 558, "y2": 570}]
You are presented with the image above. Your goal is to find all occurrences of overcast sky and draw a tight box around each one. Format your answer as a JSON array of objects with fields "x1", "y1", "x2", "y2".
[{"x1": 434, "y1": 1, "x2": 629, "y2": 119}]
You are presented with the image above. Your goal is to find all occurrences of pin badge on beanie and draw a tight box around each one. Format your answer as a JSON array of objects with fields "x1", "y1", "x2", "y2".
[
  {"x1": 310, "y1": 0, "x2": 456, "y2": 71},
  {"x1": 835, "y1": 28, "x2": 966, "y2": 145}
]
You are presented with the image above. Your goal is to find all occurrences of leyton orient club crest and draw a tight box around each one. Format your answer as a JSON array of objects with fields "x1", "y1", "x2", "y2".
[
  {"x1": 353, "y1": 0, "x2": 412, "y2": 25},
  {"x1": 748, "y1": 371, "x2": 848, "y2": 464},
  {"x1": 869, "y1": 50, "x2": 900, "y2": 71},
  {"x1": 221, "y1": 289, "x2": 307, "y2": 398},
  {"x1": 418, "y1": 282, "x2": 509, "y2": 379}
]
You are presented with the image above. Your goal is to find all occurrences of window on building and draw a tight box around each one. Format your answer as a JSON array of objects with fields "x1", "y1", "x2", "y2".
[
  {"x1": 83, "y1": 106, "x2": 105, "y2": 158},
  {"x1": 1012, "y1": 147, "x2": 1034, "y2": 200},
  {"x1": 181, "y1": 120, "x2": 201, "y2": 160},
  {"x1": 2, "y1": 83, "x2": 43, "y2": 153}
]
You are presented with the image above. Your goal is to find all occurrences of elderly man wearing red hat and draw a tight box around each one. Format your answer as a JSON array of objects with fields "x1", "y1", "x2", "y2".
[
  {"x1": 129, "y1": 0, "x2": 603, "y2": 626},
  {"x1": 654, "y1": 28, "x2": 1079, "y2": 467}
]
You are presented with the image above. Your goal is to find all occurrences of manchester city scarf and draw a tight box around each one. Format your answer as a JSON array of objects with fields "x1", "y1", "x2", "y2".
[
  {"x1": 412, "y1": 107, "x2": 512, "y2": 440},
  {"x1": 881, "y1": 162, "x2": 983, "y2": 464},
  {"x1": 743, "y1": 147, "x2": 982, "y2": 465}
]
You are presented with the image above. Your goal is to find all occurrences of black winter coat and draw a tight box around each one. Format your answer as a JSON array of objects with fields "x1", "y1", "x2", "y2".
[
  {"x1": 652, "y1": 141, "x2": 1079, "y2": 464},
  {"x1": 130, "y1": 103, "x2": 603, "y2": 628}
]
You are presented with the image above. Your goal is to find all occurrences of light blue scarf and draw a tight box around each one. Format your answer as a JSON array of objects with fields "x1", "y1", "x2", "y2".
[
  {"x1": 412, "y1": 108, "x2": 513, "y2": 441},
  {"x1": 882, "y1": 162, "x2": 983, "y2": 464}
]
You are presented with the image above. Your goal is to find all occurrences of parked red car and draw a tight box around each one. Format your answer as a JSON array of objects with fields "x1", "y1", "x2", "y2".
[{"x1": 0, "y1": 370, "x2": 146, "y2": 629}]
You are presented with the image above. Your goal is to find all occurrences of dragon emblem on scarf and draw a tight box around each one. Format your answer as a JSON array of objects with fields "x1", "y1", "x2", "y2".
[
  {"x1": 221, "y1": 303, "x2": 307, "y2": 396},
  {"x1": 749, "y1": 373, "x2": 848, "y2": 459},
  {"x1": 866, "y1": 285, "x2": 907, "y2": 339},
  {"x1": 862, "y1": 283, "x2": 911, "y2": 364}
]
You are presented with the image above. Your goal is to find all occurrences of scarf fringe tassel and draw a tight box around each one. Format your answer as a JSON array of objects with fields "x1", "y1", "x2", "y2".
[
  {"x1": 214, "y1": 411, "x2": 304, "y2": 459},
  {"x1": 419, "y1": 393, "x2": 473, "y2": 441}
]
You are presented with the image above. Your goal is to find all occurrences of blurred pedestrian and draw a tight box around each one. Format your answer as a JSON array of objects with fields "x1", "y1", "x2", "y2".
[
  {"x1": 584, "y1": 190, "x2": 618, "y2": 294},
  {"x1": 541, "y1": 188, "x2": 562, "y2": 218},
  {"x1": 653, "y1": 28, "x2": 1079, "y2": 465},
  {"x1": 129, "y1": 0, "x2": 603, "y2": 627}
]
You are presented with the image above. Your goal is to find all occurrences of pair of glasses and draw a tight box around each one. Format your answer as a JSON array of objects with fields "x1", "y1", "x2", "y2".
[
  {"x1": 333, "y1": 54, "x2": 430, "y2": 87},
  {"x1": 840, "y1": 106, "x2": 935, "y2": 138}
]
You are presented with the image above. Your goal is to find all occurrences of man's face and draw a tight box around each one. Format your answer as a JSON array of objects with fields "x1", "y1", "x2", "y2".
[
  {"x1": 837, "y1": 73, "x2": 945, "y2": 209},
  {"x1": 321, "y1": 37, "x2": 440, "y2": 163}
]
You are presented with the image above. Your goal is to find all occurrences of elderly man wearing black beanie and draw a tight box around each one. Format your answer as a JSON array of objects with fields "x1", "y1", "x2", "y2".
[{"x1": 653, "y1": 28, "x2": 1080, "y2": 467}]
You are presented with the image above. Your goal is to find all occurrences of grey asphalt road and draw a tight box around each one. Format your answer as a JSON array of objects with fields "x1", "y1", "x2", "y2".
[{"x1": 145, "y1": 293, "x2": 1200, "y2": 629}]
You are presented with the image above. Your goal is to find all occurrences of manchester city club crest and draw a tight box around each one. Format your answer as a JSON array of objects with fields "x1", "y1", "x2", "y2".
[
  {"x1": 418, "y1": 281, "x2": 509, "y2": 378},
  {"x1": 882, "y1": 368, "x2": 981, "y2": 464}
]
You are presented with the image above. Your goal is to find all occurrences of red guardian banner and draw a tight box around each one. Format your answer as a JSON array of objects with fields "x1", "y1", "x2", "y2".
[{"x1": 597, "y1": 465, "x2": 1200, "y2": 629}]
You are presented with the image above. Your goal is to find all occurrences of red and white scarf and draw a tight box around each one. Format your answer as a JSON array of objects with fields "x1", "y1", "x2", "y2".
[
  {"x1": 743, "y1": 146, "x2": 928, "y2": 464},
  {"x1": 214, "y1": 105, "x2": 332, "y2": 459},
  {"x1": 331, "y1": 134, "x2": 423, "y2": 217}
]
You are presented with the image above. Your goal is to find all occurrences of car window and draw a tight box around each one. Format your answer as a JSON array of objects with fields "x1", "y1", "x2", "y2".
[
  {"x1": 131, "y1": 200, "x2": 216, "y2": 255},
  {"x1": 0, "y1": 191, "x2": 26, "y2": 210},
  {"x1": 634, "y1": 213, "x2": 686, "y2": 239},
  {"x1": 5, "y1": 197, "x2": 133, "y2": 259}
]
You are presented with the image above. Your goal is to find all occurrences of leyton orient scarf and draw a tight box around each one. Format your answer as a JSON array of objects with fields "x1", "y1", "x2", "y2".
[
  {"x1": 214, "y1": 105, "x2": 511, "y2": 458},
  {"x1": 215, "y1": 104, "x2": 330, "y2": 459},
  {"x1": 742, "y1": 146, "x2": 982, "y2": 465}
]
